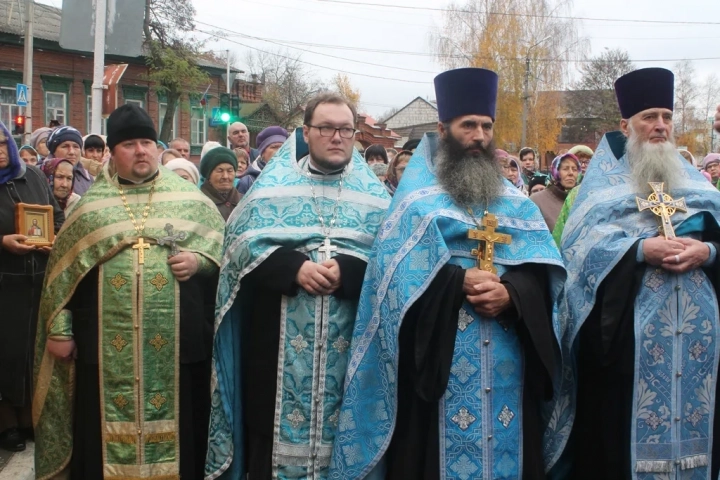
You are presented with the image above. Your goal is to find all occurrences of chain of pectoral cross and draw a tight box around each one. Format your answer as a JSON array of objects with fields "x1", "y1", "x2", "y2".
[
  {"x1": 118, "y1": 178, "x2": 156, "y2": 265},
  {"x1": 305, "y1": 162, "x2": 347, "y2": 262}
]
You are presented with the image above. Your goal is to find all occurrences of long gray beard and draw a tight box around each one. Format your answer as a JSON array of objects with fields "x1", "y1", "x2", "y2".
[
  {"x1": 626, "y1": 132, "x2": 683, "y2": 194},
  {"x1": 436, "y1": 143, "x2": 504, "y2": 208}
]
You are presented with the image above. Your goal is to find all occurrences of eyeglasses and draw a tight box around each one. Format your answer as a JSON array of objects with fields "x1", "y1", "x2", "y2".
[{"x1": 307, "y1": 125, "x2": 357, "y2": 139}]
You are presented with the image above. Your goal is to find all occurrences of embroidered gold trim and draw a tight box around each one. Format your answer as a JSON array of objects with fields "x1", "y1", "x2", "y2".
[
  {"x1": 111, "y1": 334, "x2": 128, "y2": 353},
  {"x1": 149, "y1": 334, "x2": 168, "y2": 352},
  {"x1": 150, "y1": 273, "x2": 169, "y2": 291},
  {"x1": 145, "y1": 432, "x2": 176, "y2": 444},
  {"x1": 113, "y1": 394, "x2": 129, "y2": 410},
  {"x1": 106, "y1": 433, "x2": 137, "y2": 444},
  {"x1": 110, "y1": 273, "x2": 128, "y2": 291},
  {"x1": 149, "y1": 393, "x2": 167, "y2": 410},
  {"x1": 105, "y1": 476, "x2": 179, "y2": 480}
]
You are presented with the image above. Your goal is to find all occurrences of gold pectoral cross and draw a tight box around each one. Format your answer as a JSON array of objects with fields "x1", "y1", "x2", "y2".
[
  {"x1": 636, "y1": 182, "x2": 687, "y2": 239},
  {"x1": 467, "y1": 213, "x2": 512, "y2": 274},
  {"x1": 132, "y1": 237, "x2": 151, "y2": 265}
]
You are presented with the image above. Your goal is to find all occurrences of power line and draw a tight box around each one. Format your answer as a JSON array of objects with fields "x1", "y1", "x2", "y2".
[{"x1": 310, "y1": 0, "x2": 720, "y2": 26}]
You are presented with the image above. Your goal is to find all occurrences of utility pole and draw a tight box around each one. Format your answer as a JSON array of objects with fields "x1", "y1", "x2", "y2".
[
  {"x1": 520, "y1": 35, "x2": 551, "y2": 150},
  {"x1": 22, "y1": 0, "x2": 34, "y2": 142},
  {"x1": 90, "y1": 0, "x2": 107, "y2": 134},
  {"x1": 521, "y1": 55, "x2": 530, "y2": 148},
  {"x1": 226, "y1": 49, "x2": 231, "y2": 148}
]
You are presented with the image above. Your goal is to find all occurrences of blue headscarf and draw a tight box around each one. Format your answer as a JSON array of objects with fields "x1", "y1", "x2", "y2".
[{"x1": 0, "y1": 121, "x2": 21, "y2": 185}]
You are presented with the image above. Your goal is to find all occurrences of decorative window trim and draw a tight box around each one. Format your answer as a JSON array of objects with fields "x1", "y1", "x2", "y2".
[
  {"x1": 41, "y1": 75, "x2": 72, "y2": 94},
  {"x1": 190, "y1": 105, "x2": 207, "y2": 147},
  {"x1": 0, "y1": 70, "x2": 23, "y2": 89},
  {"x1": 122, "y1": 85, "x2": 148, "y2": 104}
]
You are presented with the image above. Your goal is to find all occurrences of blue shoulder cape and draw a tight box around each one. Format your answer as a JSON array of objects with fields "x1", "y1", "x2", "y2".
[
  {"x1": 547, "y1": 132, "x2": 720, "y2": 475},
  {"x1": 204, "y1": 137, "x2": 390, "y2": 479},
  {"x1": 330, "y1": 133, "x2": 566, "y2": 479}
]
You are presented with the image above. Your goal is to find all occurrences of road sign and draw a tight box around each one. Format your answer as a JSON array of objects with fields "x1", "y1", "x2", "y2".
[
  {"x1": 209, "y1": 108, "x2": 223, "y2": 127},
  {"x1": 16, "y1": 84, "x2": 28, "y2": 107},
  {"x1": 59, "y1": 0, "x2": 145, "y2": 57}
]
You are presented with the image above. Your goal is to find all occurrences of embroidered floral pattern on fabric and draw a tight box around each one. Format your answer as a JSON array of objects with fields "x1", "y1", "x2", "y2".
[
  {"x1": 109, "y1": 273, "x2": 127, "y2": 291},
  {"x1": 333, "y1": 336, "x2": 350, "y2": 353},
  {"x1": 450, "y1": 356, "x2": 477, "y2": 384},
  {"x1": 150, "y1": 333, "x2": 168, "y2": 352},
  {"x1": 287, "y1": 409, "x2": 305, "y2": 428},
  {"x1": 648, "y1": 343, "x2": 665, "y2": 362},
  {"x1": 645, "y1": 411, "x2": 663, "y2": 430},
  {"x1": 689, "y1": 340, "x2": 707, "y2": 361},
  {"x1": 451, "y1": 407, "x2": 477, "y2": 431},
  {"x1": 691, "y1": 269, "x2": 704, "y2": 288},
  {"x1": 458, "y1": 310, "x2": 474, "y2": 332},
  {"x1": 498, "y1": 405, "x2": 515, "y2": 428},
  {"x1": 150, "y1": 273, "x2": 169, "y2": 291},
  {"x1": 149, "y1": 393, "x2": 167, "y2": 410},
  {"x1": 687, "y1": 408, "x2": 704, "y2": 427},
  {"x1": 113, "y1": 394, "x2": 129, "y2": 410},
  {"x1": 644, "y1": 269, "x2": 665, "y2": 293},
  {"x1": 111, "y1": 334, "x2": 128, "y2": 353},
  {"x1": 450, "y1": 454, "x2": 479, "y2": 480},
  {"x1": 329, "y1": 409, "x2": 340, "y2": 427},
  {"x1": 290, "y1": 335, "x2": 308, "y2": 354}
]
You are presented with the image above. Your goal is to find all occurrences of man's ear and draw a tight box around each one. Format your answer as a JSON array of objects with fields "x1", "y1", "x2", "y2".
[
  {"x1": 437, "y1": 121, "x2": 446, "y2": 139},
  {"x1": 620, "y1": 119, "x2": 630, "y2": 137}
]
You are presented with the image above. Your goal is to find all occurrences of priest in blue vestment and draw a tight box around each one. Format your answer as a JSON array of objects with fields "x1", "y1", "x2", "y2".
[
  {"x1": 330, "y1": 68, "x2": 567, "y2": 480},
  {"x1": 204, "y1": 93, "x2": 390, "y2": 480},
  {"x1": 551, "y1": 68, "x2": 720, "y2": 479}
]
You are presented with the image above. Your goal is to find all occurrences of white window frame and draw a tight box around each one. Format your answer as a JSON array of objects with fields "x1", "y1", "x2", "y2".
[
  {"x1": 159, "y1": 102, "x2": 178, "y2": 140},
  {"x1": 125, "y1": 98, "x2": 144, "y2": 109},
  {"x1": 0, "y1": 87, "x2": 20, "y2": 129},
  {"x1": 46, "y1": 91, "x2": 67, "y2": 125},
  {"x1": 191, "y1": 106, "x2": 206, "y2": 146}
]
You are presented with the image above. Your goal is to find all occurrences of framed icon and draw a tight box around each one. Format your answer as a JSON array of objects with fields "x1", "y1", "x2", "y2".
[{"x1": 16, "y1": 203, "x2": 54, "y2": 246}]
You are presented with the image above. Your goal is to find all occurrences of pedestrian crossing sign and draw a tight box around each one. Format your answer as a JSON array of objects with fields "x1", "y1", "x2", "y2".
[{"x1": 16, "y1": 84, "x2": 28, "y2": 107}]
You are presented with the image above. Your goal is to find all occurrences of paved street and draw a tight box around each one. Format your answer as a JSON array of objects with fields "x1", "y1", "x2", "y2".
[{"x1": 0, "y1": 442, "x2": 34, "y2": 480}]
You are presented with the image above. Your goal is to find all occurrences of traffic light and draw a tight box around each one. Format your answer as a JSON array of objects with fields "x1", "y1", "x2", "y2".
[
  {"x1": 219, "y1": 93, "x2": 231, "y2": 123},
  {"x1": 231, "y1": 94, "x2": 240, "y2": 120},
  {"x1": 13, "y1": 115, "x2": 25, "y2": 135}
]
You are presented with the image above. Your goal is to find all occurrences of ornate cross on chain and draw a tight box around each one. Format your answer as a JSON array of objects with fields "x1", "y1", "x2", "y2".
[
  {"x1": 156, "y1": 223, "x2": 187, "y2": 257},
  {"x1": 132, "y1": 238, "x2": 151, "y2": 265},
  {"x1": 318, "y1": 237, "x2": 338, "y2": 262},
  {"x1": 636, "y1": 182, "x2": 687, "y2": 239},
  {"x1": 467, "y1": 213, "x2": 512, "y2": 274}
]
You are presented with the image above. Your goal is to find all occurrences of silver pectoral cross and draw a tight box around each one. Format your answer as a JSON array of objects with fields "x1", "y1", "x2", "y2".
[
  {"x1": 155, "y1": 223, "x2": 188, "y2": 257},
  {"x1": 318, "y1": 237, "x2": 337, "y2": 262}
]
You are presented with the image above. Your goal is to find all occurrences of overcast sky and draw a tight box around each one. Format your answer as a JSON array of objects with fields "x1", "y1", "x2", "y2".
[{"x1": 39, "y1": 0, "x2": 720, "y2": 119}]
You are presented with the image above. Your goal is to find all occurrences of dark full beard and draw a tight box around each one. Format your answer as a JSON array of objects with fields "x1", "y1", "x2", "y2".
[
  {"x1": 436, "y1": 134, "x2": 503, "y2": 208},
  {"x1": 626, "y1": 126, "x2": 683, "y2": 194}
]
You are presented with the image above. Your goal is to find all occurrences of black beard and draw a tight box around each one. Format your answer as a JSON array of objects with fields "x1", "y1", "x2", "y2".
[{"x1": 435, "y1": 134, "x2": 503, "y2": 208}]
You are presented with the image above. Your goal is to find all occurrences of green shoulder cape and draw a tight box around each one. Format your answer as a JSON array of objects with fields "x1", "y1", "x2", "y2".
[{"x1": 33, "y1": 164, "x2": 225, "y2": 480}]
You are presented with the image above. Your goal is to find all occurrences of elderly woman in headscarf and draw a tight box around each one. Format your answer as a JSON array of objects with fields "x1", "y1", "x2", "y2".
[
  {"x1": 18, "y1": 145, "x2": 39, "y2": 166},
  {"x1": 28, "y1": 127, "x2": 53, "y2": 165},
  {"x1": 42, "y1": 157, "x2": 81, "y2": 214},
  {"x1": 384, "y1": 149, "x2": 412, "y2": 196},
  {"x1": 531, "y1": 152, "x2": 580, "y2": 231},
  {"x1": 496, "y1": 149, "x2": 527, "y2": 194},
  {"x1": 0, "y1": 121, "x2": 64, "y2": 452}
]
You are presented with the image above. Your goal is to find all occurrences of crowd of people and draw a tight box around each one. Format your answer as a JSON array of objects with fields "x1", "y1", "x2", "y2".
[{"x1": 1, "y1": 65, "x2": 720, "y2": 480}]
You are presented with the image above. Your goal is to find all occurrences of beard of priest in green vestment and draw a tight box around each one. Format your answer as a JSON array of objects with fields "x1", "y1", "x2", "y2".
[{"x1": 33, "y1": 104, "x2": 225, "y2": 480}]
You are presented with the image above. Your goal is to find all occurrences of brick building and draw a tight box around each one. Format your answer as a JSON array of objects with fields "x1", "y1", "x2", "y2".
[
  {"x1": 354, "y1": 114, "x2": 401, "y2": 150},
  {"x1": 0, "y1": 1, "x2": 247, "y2": 161}
]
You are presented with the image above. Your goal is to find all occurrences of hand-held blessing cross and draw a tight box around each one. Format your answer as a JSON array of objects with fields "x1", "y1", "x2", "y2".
[
  {"x1": 156, "y1": 223, "x2": 188, "y2": 257},
  {"x1": 636, "y1": 182, "x2": 687, "y2": 239},
  {"x1": 467, "y1": 213, "x2": 512, "y2": 274}
]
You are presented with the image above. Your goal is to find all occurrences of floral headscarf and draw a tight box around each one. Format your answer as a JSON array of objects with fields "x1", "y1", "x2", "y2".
[
  {"x1": 550, "y1": 153, "x2": 581, "y2": 184},
  {"x1": 41, "y1": 157, "x2": 75, "y2": 209}
]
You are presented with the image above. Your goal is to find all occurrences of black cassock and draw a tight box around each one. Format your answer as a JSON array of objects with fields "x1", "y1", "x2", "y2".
[
  {"x1": 239, "y1": 247, "x2": 367, "y2": 479},
  {"x1": 567, "y1": 240, "x2": 720, "y2": 480},
  {"x1": 68, "y1": 267, "x2": 218, "y2": 480},
  {"x1": 385, "y1": 262, "x2": 557, "y2": 480}
]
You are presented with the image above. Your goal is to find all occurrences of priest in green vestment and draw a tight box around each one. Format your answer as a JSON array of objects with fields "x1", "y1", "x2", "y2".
[{"x1": 33, "y1": 104, "x2": 225, "y2": 480}]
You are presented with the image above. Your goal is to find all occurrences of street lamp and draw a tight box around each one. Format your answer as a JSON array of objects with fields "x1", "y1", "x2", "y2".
[{"x1": 521, "y1": 35, "x2": 552, "y2": 149}]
